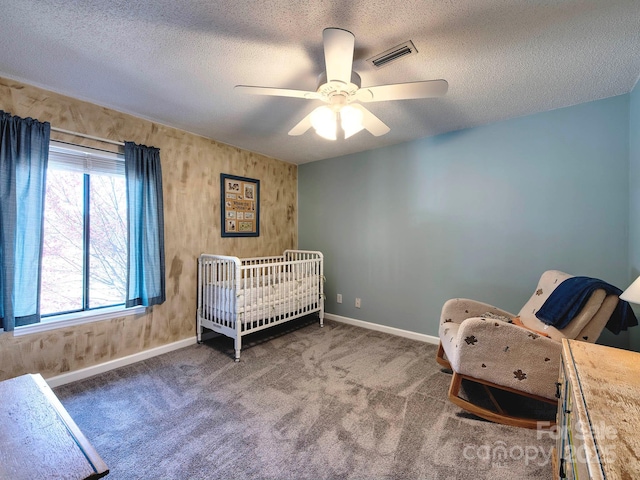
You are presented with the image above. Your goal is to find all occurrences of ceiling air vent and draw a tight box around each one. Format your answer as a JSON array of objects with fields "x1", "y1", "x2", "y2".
[{"x1": 367, "y1": 40, "x2": 418, "y2": 69}]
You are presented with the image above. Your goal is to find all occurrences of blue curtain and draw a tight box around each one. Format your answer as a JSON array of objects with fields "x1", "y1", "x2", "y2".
[
  {"x1": 0, "y1": 111, "x2": 50, "y2": 331},
  {"x1": 124, "y1": 141, "x2": 166, "y2": 307}
]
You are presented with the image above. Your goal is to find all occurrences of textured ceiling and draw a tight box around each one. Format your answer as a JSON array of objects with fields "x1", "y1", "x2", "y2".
[{"x1": 1, "y1": 0, "x2": 639, "y2": 164}]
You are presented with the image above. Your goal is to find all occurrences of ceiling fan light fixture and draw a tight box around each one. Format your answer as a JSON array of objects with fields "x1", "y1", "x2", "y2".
[
  {"x1": 310, "y1": 104, "x2": 364, "y2": 141},
  {"x1": 310, "y1": 106, "x2": 337, "y2": 140},
  {"x1": 340, "y1": 105, "x2": 364, "y2": 139}
]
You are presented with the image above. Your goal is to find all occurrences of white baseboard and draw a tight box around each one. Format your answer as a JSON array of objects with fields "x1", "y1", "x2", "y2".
[
  {"x1": 324, "y1": 313, "x2": 440, "y2": 345},
  {"x1": 46, "y1": 337, "x2": 198, "y2": 388}
]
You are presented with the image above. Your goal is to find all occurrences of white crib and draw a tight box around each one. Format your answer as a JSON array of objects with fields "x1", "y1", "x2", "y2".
[{"x1": 197, "y1": 250, "x2": 324, "y2": 361}]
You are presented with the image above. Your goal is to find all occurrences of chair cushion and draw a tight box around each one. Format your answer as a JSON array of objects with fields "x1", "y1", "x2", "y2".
[
  {"x1": 453, "y1": 318, "x2": 562, "y2": 400},
  {"x1": 439, "y1": 298, "x2": 516, "y2": 371},
  {"x1": 517, "y1": 270, "x2": 607, "y2": 341},
  {"x1": 573, "y1": 294, "x2": 619, "y2": 342}
]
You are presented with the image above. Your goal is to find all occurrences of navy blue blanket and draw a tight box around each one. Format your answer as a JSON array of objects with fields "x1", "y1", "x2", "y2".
[{"x1": 535, "y1": 276, "x2": 638, "y2": 334}]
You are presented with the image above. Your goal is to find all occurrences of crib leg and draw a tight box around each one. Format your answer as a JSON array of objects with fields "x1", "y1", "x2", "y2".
[{"x1": 234, "y1": 336, "x2": 241, "y2": 362}]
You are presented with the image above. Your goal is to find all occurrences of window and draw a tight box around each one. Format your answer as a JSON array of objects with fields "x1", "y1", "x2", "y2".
[{"x1": 40, "y1": 142, "x2": 127, "y2": 317}]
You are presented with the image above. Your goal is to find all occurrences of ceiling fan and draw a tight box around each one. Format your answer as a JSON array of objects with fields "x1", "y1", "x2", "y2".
[{"x1": 235, "y1": 28, "x2": 448, "y2": 140}]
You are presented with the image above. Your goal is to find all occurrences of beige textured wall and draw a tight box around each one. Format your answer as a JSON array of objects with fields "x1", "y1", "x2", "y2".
[{"x1": 0, "y1": 77, "x2": 297, "y2": 381}]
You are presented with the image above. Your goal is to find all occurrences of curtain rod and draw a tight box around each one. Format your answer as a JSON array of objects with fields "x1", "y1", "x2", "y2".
[{"x1": 50, "y1": 126, "x2": 124, "y2": 147}]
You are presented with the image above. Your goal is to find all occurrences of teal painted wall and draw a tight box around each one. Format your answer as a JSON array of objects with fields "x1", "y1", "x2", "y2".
[
  {"x1": 629, "y1": 81, "x2": 640, "y2": 351},
  {"x1": 299, "y1": 95, "x2": 631, "y2": 347}
]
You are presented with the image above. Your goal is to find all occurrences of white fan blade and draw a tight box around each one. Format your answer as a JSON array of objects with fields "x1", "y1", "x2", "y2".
[
  {"x1": 351, "y1": 104, "x2": 390, "y2": 137},
  {"x1": 355, "y1": 79, "x2": 448, "y2": 102},
  {"x1": 323, "y1": 28, "x2": 355, "y2": 84},
  {"x1": 235, "y1": 85, "x2": 322, "y2": 100},
  {"x1": 288, "y1": 112, "x2": 314, "y2": 136}
]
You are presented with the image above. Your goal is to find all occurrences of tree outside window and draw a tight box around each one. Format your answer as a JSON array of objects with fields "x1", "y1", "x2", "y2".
[{"x1": 40, "y1": 149, "x2": 127, "y2": 316}]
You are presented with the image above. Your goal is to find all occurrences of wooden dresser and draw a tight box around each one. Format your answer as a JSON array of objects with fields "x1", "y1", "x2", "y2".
[
  {"x1": 555, "y1": 339, "x2": 640, "y2": 479},
  {"x1": 0, "y1": 373, "x2": 108, "y2": 479}
]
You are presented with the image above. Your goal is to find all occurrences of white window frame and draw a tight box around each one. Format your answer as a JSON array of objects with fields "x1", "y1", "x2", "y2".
[
  {"x1": 14, "y1": 305, "x2": 146, "y2": 336},
  {"x1": 14, "y1": 141, "x2": 145, "y2": 336}
]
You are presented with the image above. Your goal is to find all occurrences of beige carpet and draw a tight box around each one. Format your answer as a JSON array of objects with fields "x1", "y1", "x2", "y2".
[{"x1": 54, "y1": 317, "x2": 555, "y2": 479}]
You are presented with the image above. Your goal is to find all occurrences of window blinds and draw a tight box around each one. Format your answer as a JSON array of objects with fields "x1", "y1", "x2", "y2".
[{"x1": 48, "y1": 141, "x2": 124, "y2": 176}]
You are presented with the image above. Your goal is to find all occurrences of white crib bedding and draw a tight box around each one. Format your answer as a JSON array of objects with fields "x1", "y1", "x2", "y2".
[
  {"x1": 205, "y1": 292, "x2": 319, "y2": 324},
  {"x1": 202, "y1": 275, "x2": 317, "y2": 319}
]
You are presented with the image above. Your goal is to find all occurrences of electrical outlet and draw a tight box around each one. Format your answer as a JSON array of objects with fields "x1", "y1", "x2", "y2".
[
  {"x1": 355, "y1": 298, "x2": 361, "y2": 308},
  {"x1": 337, "y1": 293, "x2": 342, "y2": 304}
]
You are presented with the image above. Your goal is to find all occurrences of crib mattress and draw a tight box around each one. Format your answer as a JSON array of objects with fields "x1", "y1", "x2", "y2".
[{"x1": 202, "y1": 276, "x2": 319, "y2": 322}]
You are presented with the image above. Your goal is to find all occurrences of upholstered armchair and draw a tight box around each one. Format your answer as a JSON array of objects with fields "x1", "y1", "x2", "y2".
[{"x1": 436, "y1": 270, "x2": 621, "y2": 429}]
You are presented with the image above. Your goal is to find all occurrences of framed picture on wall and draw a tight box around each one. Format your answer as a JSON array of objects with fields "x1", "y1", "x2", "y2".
[{"x1": 221, "y1": 173, "x2": 260, "y2": 237}]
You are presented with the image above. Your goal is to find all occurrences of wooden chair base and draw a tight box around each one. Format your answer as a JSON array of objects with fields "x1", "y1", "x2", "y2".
[
  {"x1": 436, "y1": 341, "x2": 556, "y2": 429},
  {"x1": 447, "y1": 370, "x2": 557, "y2": 430},
  {"x1": 435, "y1": 342, "x2": 452, "y2": 370}
]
